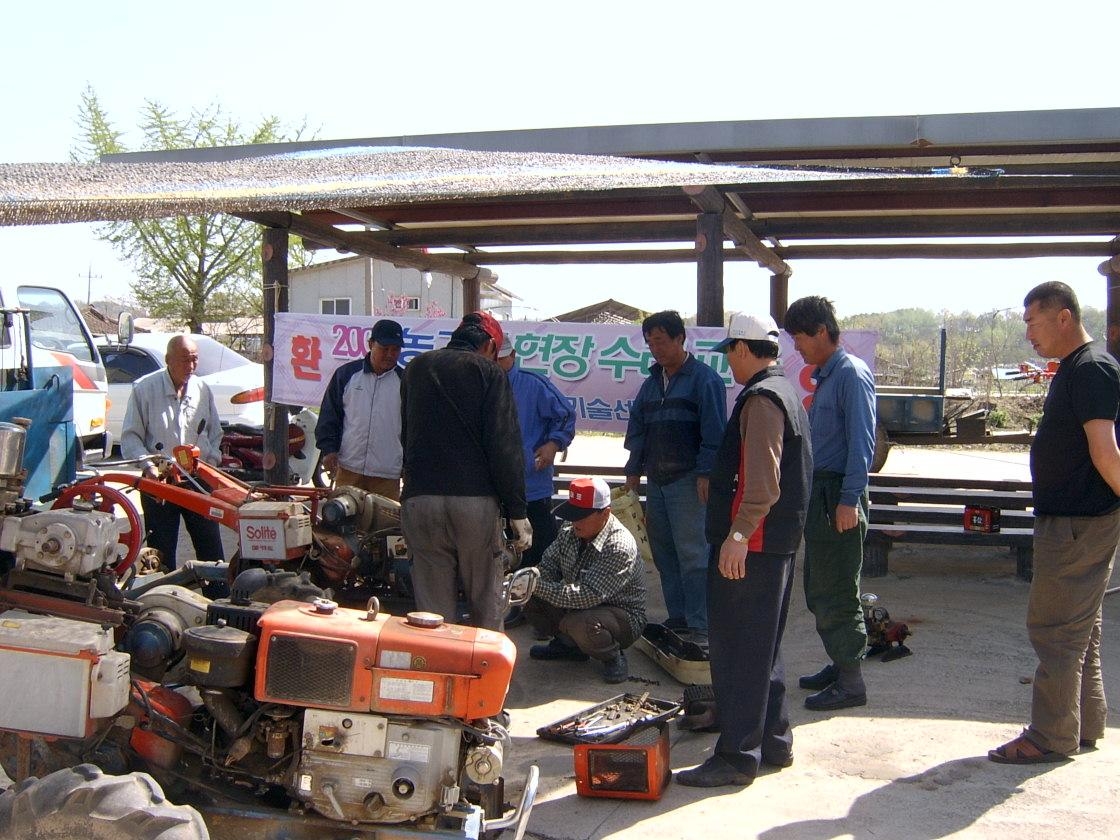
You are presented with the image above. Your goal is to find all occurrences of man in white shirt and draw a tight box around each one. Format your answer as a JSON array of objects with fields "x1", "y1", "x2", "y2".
[{"x1": 121, "y1": 334, "x2": 224, "y2": 570}]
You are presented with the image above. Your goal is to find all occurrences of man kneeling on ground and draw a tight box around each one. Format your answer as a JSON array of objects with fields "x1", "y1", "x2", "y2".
[{"x1": 526, "y1": 477, "x2": 647, "y2": 684}]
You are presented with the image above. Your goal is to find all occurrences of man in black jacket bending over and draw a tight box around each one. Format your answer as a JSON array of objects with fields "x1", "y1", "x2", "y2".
[{"x1": 400, "y1": 311, "x2": 532, "y2": 630}]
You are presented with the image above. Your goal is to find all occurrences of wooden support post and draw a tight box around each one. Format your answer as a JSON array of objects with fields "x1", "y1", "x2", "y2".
[
  {"x1": 462, "y1": 273, "x2": 481, "y2": 314},
  {"x1": 1108, "y1": 273, "x2": 1120, "y2": 362},
  {"x1": 262, "y1": 226, "x2": 290, "y2": 485},
  {"x1": 770, "y1": 273, "x2": 790, "y2": 327},
  {"x1": 1100, "y1": 250, "x2": 1120, "y2": 361},
  {"x1": 696, "y1": 212, "x2": 724, "y2": 327}
]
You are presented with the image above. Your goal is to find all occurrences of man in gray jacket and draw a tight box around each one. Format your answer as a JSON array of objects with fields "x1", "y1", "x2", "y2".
[
  {"x1": 315, "y1": 318, "x2": 404, "y2": 499},
  {"x1": 121, "y1": 334, "x2": 224, "y2": 570}
]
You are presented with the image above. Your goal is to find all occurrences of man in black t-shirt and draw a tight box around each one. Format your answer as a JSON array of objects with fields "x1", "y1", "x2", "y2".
[{"x1": 990, "y1": 282, "x2": 1120, "y2": 765}]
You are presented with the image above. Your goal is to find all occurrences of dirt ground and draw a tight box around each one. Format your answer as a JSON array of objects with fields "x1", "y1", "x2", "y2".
[
  {"x1": 495, "y1": 443, "x2": 1120, "y2": 840},
  {"x1": 13, "y1": 443, "x2": 1114, "y2": 839},
  {"x1": 500, "y1": 543, "x2": 1120, "y2": 840}
]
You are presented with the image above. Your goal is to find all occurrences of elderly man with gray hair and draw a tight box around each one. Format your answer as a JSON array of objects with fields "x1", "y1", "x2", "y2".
[{"x1": 121, "y1": 334, "x2": 224, "y2": 570}]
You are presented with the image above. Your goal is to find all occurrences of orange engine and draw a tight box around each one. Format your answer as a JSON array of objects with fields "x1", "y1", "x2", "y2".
[{"x1": 254, "y1": 600, "x2": 515, "y2": 721}]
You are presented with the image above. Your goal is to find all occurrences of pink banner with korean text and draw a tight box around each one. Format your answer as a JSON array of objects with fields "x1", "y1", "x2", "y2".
[{"x1": 273, "y1": 314, "x2": 877, "y2": 432}]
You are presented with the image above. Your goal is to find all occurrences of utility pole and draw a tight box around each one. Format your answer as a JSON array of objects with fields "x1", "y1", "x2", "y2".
[{"x1": 82, "y1": 264, "x2": 102, "y2": 305}]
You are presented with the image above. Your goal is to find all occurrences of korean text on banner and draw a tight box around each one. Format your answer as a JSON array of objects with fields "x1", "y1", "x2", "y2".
[{"x1": 273, "y1": 314, "x2": 877, "y2": 434}]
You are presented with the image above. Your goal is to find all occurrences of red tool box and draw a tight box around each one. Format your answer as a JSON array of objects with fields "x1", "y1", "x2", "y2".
[
  {"x1": 574, "y1": 724, "x2": 672, "y2": 800},
  {"x1": 964, "y1": 504, "x2": 1000, "y2": 533}
]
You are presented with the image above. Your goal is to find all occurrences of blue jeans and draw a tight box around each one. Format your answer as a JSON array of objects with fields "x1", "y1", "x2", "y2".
[{"x1": 645, "y1": 474, "x2": 709, "y2": 631}]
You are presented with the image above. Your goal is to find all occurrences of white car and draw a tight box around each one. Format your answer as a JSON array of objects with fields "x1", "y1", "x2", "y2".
[{"x1": 98, "y1": 332, "x2": 319, "y2": 483}]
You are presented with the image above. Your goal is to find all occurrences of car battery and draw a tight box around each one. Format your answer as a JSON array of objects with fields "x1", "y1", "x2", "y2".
[
  {"x1": 238, "y1": 501, "x2": 312, "y2": 561},
  {"x1": 574, "y1": 723, "x2": 671, "y2": 800},
  {"x1": 963, "y1": 504, "x2": 1000, "y2": 533},
  {"x1": 0, "y1": 609, "x2": 131, "y2": 737}
]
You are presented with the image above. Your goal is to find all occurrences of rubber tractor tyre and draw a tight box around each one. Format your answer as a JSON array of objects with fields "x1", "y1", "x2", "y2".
[{"x1": 0, "y1": 763, "x2": 208, "y2": 839}]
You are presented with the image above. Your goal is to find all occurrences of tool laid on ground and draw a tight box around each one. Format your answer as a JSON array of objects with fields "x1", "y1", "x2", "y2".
[
  {"x1": 536, "y1": 692, "x2": 680, "y2": 745},
  {"x1": 862, "y1": 592, "x2": 912, "y2": 660}
]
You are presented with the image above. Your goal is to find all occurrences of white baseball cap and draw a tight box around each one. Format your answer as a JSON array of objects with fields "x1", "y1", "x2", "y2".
[{"x1": 712, "y1": 313, "x2": 780, "y2": 353}]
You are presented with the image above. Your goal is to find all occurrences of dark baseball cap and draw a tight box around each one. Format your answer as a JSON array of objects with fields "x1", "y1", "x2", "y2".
[{"x1": 370, "y1": 319, "x2": 404, "y2": 347}]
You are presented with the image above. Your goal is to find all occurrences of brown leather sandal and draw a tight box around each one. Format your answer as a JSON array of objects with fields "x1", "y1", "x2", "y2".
[{"x1": 988, "y1": 735, "x2": 1070, "y2": 764}]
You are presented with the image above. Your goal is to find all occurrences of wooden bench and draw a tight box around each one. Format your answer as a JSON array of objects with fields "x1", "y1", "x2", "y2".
[
  {"x1": 864, "y1": 474, "x2": 1034, "y2": 581},
  {"x1": 553, "y1": 464, "x2": 636, "y2": 499},
  {"x1": 551, "y1": 465, "x2": 1036, "y2": 581}
]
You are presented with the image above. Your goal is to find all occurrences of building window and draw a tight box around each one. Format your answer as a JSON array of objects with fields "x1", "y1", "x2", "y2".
[{"x1": 321, "y1": 298, "x2": 351, "y2": 315}]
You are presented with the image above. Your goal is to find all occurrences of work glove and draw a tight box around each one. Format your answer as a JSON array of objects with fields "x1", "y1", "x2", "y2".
[{"x1": 509, "y1": 518, "x2": 533, "y2": 552}]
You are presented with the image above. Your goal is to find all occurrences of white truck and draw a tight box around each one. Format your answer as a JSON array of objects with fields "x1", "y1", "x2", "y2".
[{"x1": 0, "y1": 283, "x2": 110, "y2": 463}]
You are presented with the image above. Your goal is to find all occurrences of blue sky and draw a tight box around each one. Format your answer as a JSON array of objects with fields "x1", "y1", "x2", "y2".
[{"x1": 2, "y1": 0, "x2": 1117, "y2": 321}]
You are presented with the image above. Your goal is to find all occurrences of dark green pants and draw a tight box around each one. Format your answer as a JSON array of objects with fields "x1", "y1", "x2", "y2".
[{"x1": 803, "y1": 471, "x2": 867, "y2": 666}]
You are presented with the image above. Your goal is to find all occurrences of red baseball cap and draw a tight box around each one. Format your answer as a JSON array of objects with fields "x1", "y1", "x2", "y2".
[
  {"x1": 461, "y1": 310, "x2": 504, "y2": 352},
  {"x1": 553, "y1": 477, "x2": 612, "y2": 521}
]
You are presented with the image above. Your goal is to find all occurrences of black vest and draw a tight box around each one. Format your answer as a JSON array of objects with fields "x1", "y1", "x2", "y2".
[{"x1": 705, "y1": 367, "x2": 812, "y2": 554}]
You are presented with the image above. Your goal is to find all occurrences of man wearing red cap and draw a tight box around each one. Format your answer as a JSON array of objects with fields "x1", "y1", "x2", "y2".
[
  {"x1": 525, "y1": 476, "x2": 647, "y2": 684},
  {"x1": 400, "y1": 311, "x2": 533, "y2": 630}
]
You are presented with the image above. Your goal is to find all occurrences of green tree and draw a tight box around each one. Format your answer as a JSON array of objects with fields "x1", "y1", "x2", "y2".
[
  {"x1": 841, "y1": 304, "x2": 1107, "y2": 397},
  {"x1": 72, "y1": 87, "x2": 310, "y2": 332}
]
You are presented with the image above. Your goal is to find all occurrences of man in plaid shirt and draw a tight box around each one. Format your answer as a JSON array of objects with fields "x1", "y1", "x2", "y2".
[{"x1": 525, "y1": 477, "x2": 647, "y2": 684}]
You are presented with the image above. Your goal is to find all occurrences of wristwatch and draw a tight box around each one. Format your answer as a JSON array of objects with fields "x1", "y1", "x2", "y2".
[{"x1": 731, "y1": 531, "x2": 745, "y2": 543}]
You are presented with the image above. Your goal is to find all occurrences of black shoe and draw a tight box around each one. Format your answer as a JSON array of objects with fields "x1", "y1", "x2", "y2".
[
  {"x1": 805, "y1": 683, "x2": 867, "y2": 711},
  {"x1": 761, "y1": 751, "x2": 794, "y2": 769},
  {"x1": 530, "y1": 638, "x2": 589, "y2": 662},
  {"x1": 676, "y1": 755, "x2": 753, "y2": 788},
  {"x1": 798, "y1": 664, "x2": 838, "y2": 690},
  {"x1": 603, "y1": 651, "x2": 628, "y2": 684},
  {"x1": 663, "y1": 617, "x2": 688, "y2": 631},
  {"x1": 1080, "y1": 738, "x2": 1098, "y2": 750}
]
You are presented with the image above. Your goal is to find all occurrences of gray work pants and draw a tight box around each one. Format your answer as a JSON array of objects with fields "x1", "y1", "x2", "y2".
[
  {"x1": 1025, "y1": 510, "x2": 1120, "y2": 754},
  {"x1": 524, "y1": 599, "x2": 638, "y2": 661},
  {"x1": 401, "y1": 494, "x2": 503, "y2": 630}
]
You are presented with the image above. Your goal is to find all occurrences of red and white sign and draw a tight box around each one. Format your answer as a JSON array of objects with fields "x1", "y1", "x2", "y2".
[{"x1": 237, "y1": 501, "x2": 312, "y2": 560}]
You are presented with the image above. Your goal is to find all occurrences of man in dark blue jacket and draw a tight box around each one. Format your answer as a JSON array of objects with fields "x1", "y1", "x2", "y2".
[
  {"x1": 624, "y1": 310, "x2": 726, "y2": 639},
  {"x1": 315, "y1": 318, "x2": 404, "y2": 499}
]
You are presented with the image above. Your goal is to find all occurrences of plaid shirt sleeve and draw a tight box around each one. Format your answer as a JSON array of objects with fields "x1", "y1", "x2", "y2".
[{"x1": 533, "y1": 523, "x2": 639, "y2": 611}]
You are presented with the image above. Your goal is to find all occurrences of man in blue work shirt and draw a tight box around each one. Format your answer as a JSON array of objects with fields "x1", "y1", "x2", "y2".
[
  {"x1": 497, "y1": 335, "x2": 576, "y2": 568},
  {"x1": 624, "y1": 310, "x2": 726, "y2": 640},
  {"x1": 785, "y1": 296, "x2": 877, "y2": 711}
]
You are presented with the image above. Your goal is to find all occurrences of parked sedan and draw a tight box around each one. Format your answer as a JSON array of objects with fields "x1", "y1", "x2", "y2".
[{"x1": 98, "y1": 332, "x2": 319, "y2": 483}]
